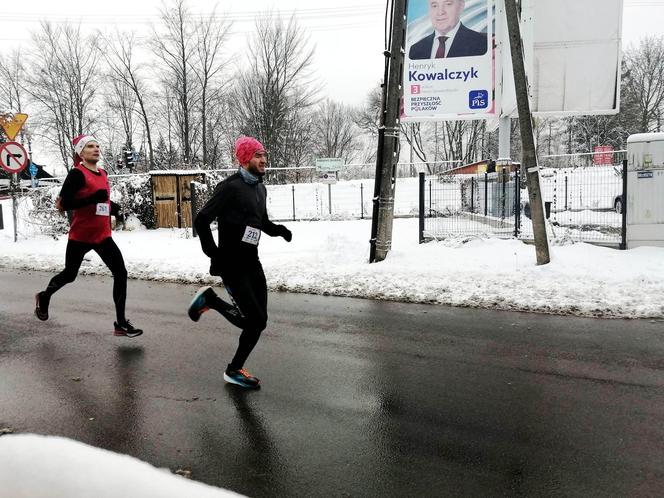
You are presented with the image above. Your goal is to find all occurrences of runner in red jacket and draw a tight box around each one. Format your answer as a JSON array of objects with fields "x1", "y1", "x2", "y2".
[{"x1": 34, "y1": 134, "x2": 142, "y2": 337}]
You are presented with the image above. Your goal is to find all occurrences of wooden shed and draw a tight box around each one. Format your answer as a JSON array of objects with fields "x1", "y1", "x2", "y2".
[{"x1": 150, "y1": 170, "x2": 205, "y2": 229}]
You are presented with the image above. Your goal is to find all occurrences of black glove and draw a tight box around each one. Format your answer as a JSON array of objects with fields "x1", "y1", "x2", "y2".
[
  {"x1": 90, "y1": 189, "x2": 109, "y2": 203},
  {"x1": 209, "y1": 256, "x2": 223, "y2": 276},
  {"x1": 110, "y1": 201, "x2": 121, "y2": 217},
  {"x1": 279, "y1": 225, "x2": 292, "y2": 242}
]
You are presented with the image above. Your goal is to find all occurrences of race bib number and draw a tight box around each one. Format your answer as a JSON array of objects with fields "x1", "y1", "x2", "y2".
[
  {"x1": 242, "y1": 226, "x2": 261, "y2": 245},
  {"x1": 96, "y1": 203, "x2": 110, "y2": 216}
]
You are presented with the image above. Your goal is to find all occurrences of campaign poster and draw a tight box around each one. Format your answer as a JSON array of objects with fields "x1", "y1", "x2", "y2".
[{"x1": 403, "y1": 0, "x2": 495, "y2": 120}]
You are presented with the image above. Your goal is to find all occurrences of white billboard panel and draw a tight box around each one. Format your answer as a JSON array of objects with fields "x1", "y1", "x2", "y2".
[
  {"x1": 402, "y1": 0, "x2": 496, "y2": 121},
  {"x1": 501, "y1": 0, "x2": 623, "y2": 117}
]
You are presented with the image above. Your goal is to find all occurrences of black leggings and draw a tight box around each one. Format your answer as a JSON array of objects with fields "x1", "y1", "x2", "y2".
[
  {"x1": 44, "y1": 238, "x2": 128, "y2": 324},
  {"x1": 208, "y1": 264, "x2": 268, "y2": 370}
]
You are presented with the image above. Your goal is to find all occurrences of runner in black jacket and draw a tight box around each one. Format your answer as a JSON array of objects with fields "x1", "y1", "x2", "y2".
[{"x1": 188, "y1": 136, "x2": 292, "y2": 389}]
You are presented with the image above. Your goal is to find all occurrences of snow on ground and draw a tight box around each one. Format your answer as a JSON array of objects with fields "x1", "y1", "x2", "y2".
[
  {"x1": 0, "y1": 434, "x2": 241, "y2": 498},
  {"x1": 2, "y1": 198, "x2": 664, "y2": 319}
]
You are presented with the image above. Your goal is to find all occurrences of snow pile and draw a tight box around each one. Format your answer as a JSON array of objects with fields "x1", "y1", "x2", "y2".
[{"x1": 0, "y1": 434, "x2": 242, "y2": 498}]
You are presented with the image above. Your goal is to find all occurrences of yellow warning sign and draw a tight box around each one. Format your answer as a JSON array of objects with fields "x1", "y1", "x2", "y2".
[{"x1": 0, "y1": 113, "x2": 29, "y2": 141}]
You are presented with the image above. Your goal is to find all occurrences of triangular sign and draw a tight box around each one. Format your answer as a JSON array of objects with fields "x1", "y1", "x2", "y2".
[{"x1": 0, "y1": 113, "x2": 29, "y2": 141}]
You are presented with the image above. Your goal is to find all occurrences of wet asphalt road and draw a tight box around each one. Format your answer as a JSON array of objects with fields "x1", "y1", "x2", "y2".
[{"x1": 1, "y1": 268, "x2": 663, "y2": 497}]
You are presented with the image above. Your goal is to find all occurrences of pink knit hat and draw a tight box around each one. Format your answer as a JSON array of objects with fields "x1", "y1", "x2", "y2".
[
  {"x1": 234, "y1": 136, "x2": 265, "y2": 166},
  {"x1": 72, "y1": 134, "x2": 98, "y2": 167}
]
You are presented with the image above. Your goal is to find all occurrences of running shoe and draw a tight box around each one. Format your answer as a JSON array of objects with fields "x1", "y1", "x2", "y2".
[
  {"x1": 188, "y1": 286, "x2": 217, "y2": 322},
  {"x1": 34, "y1": 292, "x2": 49, "y2": 321},
  {"x1": 224, "y1": 367, "x2": 260, "y2": 389},
  {"x1": 114, "y1": 320, "x2": 143, "y2": 338}
]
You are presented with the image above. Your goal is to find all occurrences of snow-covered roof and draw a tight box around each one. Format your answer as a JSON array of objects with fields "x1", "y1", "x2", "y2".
[{"x1": 627, "y1": 132, "x2": 664, "y2": 144}]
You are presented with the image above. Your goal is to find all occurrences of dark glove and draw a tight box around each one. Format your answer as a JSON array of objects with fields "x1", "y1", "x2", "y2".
[
  {"x1": 278, "y1": 225, "x2": 292, "y2": 242},
  {"x1": 110, "y1": 201, "x2": 121, "y2": 217},
  {"x1": 90, "y1": 189, "x2": 108, "y2": 203},
  {"x1": 209, "y1": 256, "x2": 223, "y2": 277}
]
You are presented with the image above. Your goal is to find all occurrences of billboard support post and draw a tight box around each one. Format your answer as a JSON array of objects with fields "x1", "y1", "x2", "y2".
[{"x1": 505, "y1": 0, "x2": 550, "y2": 265}]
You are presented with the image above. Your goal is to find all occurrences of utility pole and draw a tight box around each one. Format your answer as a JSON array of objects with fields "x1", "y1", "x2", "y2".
[
  {"x1": 369, "y1": 0, "x2": 406, "y2": 263},
  {"x1": 504, "y1": 0, "x2": 550, "y2": 265}
]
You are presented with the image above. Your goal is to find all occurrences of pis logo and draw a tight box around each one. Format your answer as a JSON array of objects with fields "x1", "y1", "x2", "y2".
[{"x1": 469, "y1": 90, "x2": 488, "y2": 109}]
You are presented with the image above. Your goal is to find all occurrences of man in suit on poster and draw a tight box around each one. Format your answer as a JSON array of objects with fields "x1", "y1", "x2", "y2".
[{"x1": 409, "y1": 0, "x2": 488, "y2": 60}]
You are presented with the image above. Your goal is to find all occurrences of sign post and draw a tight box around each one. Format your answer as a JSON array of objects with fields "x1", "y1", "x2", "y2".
[
  {"x1": 0, "y1": 141, "x2": 30, "y2": 242},
  {"x1": 316, "y1": 158, "x2": 344, "y2": 216}
]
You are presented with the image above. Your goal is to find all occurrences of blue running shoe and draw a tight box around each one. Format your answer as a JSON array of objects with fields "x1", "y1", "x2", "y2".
[
  {"x1": 188, "y1": 286, "x2": 216, "y2": 322},
  {"x1": 224, "y1": 368, "x2": 260, "y2": 389}
]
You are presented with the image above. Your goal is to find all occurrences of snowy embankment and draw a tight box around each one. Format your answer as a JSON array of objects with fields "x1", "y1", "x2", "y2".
[
  {"x1": 0, "y1": 434, "x2": 241, "y2": 498},
  {"x1": 1, "y1": 202, "x2": 664, "y2": 319}
]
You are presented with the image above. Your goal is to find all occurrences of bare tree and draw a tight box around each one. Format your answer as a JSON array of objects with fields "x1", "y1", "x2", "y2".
[
  {"x1": 623, "y1": 35, "x2": 664, "y2": 133},
  {"x1": 193, "y1": 9, "x2": 232, "y2": 168},
  {"x1": 101, "y1": 31, "x2": 156, "y2": 170},
  {"x1": 312, "y1": 100, "x2": 359, "y2": 163},
  {"x1": 0, "y1": 49, "x2": 32, "y2": 149},
  {"x1": 106, "y1": 76, "x2": 138, "y2": 150},
  {"x1": 438, "y1": 121, "x2": 484, "y2": 164},
  {"x1": 0, "y1": 50, "x2": 26, "y2": 114},
  {"x1": 233, "y1": 14, "x2": 318, "y2": 177},
  {"x1": 153, "y1": 0, "x2": 199, "y2": 166},
  {"x1": 26, "y1": 22, "x2": 101, "y2": 170},
  {"x1": 354, "y1": 83, "x2": 381, "y2": 138},
  {"x1": 565, "y1": 115, "x2": 627, "y2": 154}
]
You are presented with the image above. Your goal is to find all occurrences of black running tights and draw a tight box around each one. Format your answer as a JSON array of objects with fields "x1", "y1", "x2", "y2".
[
  {"x1": 214, "y1": 264, "x2": 268, "y2": 371},
  {"x1": 43, "y1": 238, "x2": 128, "y2": 324}
]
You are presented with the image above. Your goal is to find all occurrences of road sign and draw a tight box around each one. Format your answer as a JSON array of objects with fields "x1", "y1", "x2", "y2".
[
  {"x1": 29, "y1": 163, "x2": 38, "y2": 177},
  {"x1": 315, "y1": 158, "x2": 344, "y2": 172},
  {"x1": 319, "y1": 171, "x2": 337, "y2": 184},
  {"x1": 593, "y1": 145, "x2": 614, "y2": 165},
  {"x1": 0, "y1": 141, "x2": 29, "y2": 173},
  {"x1": 0, "y1": 113, "x2": 28, "y2": 141}
]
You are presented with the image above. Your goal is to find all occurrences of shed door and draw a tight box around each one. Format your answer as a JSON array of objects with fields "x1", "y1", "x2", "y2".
[
  {"x1": 153, "y1": 176, "x2": 178, "y2": 228},
  {"x1": 178, "y1": 175, "x2": 196, "y2": 229}
]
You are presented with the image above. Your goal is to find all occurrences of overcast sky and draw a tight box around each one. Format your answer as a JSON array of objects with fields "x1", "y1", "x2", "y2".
[{"x1": 0, "y1": 0, "x2": 662, "y2": 108}]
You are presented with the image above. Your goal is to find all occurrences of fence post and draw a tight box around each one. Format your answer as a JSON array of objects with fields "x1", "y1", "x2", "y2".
[
  {"x1": 564, "y1": 175, "x2": 568, "y2": 211},
  {"x1": 501, "y1": 170, "x2": 506, "y2": 219},
  {"x1": 419, "y1": 172, "x2": 425, "y2": 243},
  {"x1": 428, "y1": 180, "x2": 432, "y2": 215},
  {"x1": 484, "y1": 172, "x2": 488, "y2": 216},
  {"x1": 292, "y1": 185, "x2": 296, "y2": 221},
  {"x1": 190, "y1": 181, "x2": 198, "y2": 237},
  {"x1": 328, "y1": 183, "x2": 332, "y2": 216},
  {"x1": 470, "y1": 178, "x2": 475, "y2": 213},
  {"x1": 620, "y1": 159, "x2": 628, "y2": 250},
  {"x1": 360, "y1": 183, "x2": 364, "y2": 219},
  {"x1": 514, "y1": 170, "x2": 521, "y2": 238},
  {"x1": 0, "y1": 203, "x2": 3, "y2": 230}
]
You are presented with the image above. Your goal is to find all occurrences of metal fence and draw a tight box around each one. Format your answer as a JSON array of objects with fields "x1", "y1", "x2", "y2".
[
  {"x1": 420, "y1": 151, "x2": 628, "y2": 247},
  {"x1": 420, "y1": 170, "x2": 521, "y2": 242},
  {"x1": 191, "y1": 162, "x2": 459, "y2": 222}
]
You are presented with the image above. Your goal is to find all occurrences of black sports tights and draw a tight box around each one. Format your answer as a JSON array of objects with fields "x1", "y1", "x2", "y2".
[
  {"x1": 207, "y1": 264, "x2": 268, "y2": 371},
  {"x1": 43, "y1": 238, "x2": 128, "y2": 324}
]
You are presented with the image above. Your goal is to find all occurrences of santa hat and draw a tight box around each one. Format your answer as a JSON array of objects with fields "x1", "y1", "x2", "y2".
[
  {"x1": 234, "y1": 136, "x2": 265, "y2": 166},
  {"x1": 72, "y1": 134, "x2": 98, "y2": 166}
]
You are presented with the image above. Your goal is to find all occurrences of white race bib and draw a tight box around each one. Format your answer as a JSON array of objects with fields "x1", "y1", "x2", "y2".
[
  {"x1": 96, "y1": 203, "x2": 110, "y2": 216},
  {"x1": 241, "y1": 226, "x2": 261, "y2": 245}
]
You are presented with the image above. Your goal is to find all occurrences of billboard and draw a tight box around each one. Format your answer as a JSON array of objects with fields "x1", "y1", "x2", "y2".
[
  {"x1": 402, "y1": 0, "x2": 496, "y2": 121},
  {"x1": 501, "y1": 0, "x2": 623, "y2": 117}
]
